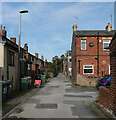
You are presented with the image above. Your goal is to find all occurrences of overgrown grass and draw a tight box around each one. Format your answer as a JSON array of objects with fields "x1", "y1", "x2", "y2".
[{"x1": 89, "y1": 103, "x2": 109, "y2": 120}]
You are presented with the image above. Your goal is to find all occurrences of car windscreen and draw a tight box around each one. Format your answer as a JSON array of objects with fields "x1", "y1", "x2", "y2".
[{"x1": 101, "y1": 75, "x2": 109, "y2": 80}]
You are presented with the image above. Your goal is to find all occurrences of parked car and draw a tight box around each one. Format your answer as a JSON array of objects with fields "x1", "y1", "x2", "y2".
[{"x1": 96, "y1": 75, "x2": 110, "y2": 90}]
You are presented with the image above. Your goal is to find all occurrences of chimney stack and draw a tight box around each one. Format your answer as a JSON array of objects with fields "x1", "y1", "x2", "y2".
[
  {"x1": 35, "y1": 53, "x2": 38, "y2": 58},
  {"x1": 1, "y1": 25, "x2": 7, "y2": 38},
  {"x1": 41, "y1": 56, "x2": 44, "y2": 61},
  {"x1": 105, "y1": 23, "x2": 112, "y2": 32},
  {"x1": 45, "y1": 59, "x2": 47, "y2": 62},
  {"x1": 24, "y1": 43, "x2": 28, "y2": 52},
  {"x1": 10, "y1": 37, "x2": 16, "y2": 43},
  {"x1": 73, "y1": 24, "x2": 77, "y2": 31}
]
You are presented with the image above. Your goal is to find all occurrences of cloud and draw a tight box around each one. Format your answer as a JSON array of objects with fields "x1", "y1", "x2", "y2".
[
  {"x1": 1, "y1": 0, "x2": 116, "y2": 2},
  {"x1": 2, "y1": 2, "x2": 114, "y2": 61}
]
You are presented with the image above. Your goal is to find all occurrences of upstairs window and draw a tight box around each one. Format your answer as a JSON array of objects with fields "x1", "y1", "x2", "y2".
[
  {"x1": 69, "y1": 58, "x2": 72, "y2": 63},
  {"x1": 9, "y1": 50, "x2": 14, "y2": 66},
  {"x1": 31, "y1": 56, "x2": 32, "y2": 61},
  {"x1": 81, "y1": 39, "x2": 86, "y2": 50},
  {"x1": 103, "y1": 40, "x2": 110, "y2": 50},
  {"x1": 83, "y1": 65, "x2": 94, "y2": 74},
  {"x1": 27, "y1": 64, "x2": 30, "y2": 70}
]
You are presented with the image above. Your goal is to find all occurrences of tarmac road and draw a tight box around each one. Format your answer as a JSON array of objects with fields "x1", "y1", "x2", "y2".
[{"x1": 6, "y1": 73, "x2": 100, "y2": 118}]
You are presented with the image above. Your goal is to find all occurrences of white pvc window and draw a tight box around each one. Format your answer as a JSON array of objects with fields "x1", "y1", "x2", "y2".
[
  {"x1": 83, "y1": 65, "x2": 94, "y2": 74},
  {"x1": 81, "y1": 39, "x2": 86, "y2": 50},
  {"x1": 109, "y1": 65, "x2": 110, "y2": 75},
  {"x1": 103, "y1": 40, "x2": 110, "y2": 50},
  {"x1": 28, "y1": 64, "x2": 30, "y2": 70},
  {"x1": 31, "y1": 57, "x2": 32, "y2": 62}
]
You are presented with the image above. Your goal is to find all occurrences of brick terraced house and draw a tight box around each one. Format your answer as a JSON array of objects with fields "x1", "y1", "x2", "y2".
[
  {"x1": 71, "y1": 23, "x2": 116, "y2": 86},
  {"x1": 63, "y1": 50, "x2": 72, "y2": 79},
  {"x1": 99, "y1": 33, "x2": 116, "y2": 116},
  {"x1": 0, "y1": 25, "x2": 49, "y2": 91}
]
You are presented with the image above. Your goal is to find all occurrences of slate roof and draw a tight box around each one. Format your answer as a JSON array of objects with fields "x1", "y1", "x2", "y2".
[{"x1": 74, "y1": 30, "x2": 116, "y2": 37}]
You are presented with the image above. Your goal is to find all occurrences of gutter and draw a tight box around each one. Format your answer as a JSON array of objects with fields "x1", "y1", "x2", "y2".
[
  {"x1": 7, "y1": 47, "x2": 9, "y2": 80},
  {"x1": 97, "y1": 32, "x2": 99, "y2": 77}
]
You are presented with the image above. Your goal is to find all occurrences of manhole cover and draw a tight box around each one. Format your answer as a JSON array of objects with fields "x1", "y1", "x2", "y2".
[
  {"x1": 35, "y1": 103, "x2": 58, "y2": 109},
  {"x1": 64, "y1": 94, "x2": 93, "y2": 98},
  {"x1": 50, "y1": 86, "x2": 59, "y2": 88},
  {"x1": 64, "y1": 81, "x2": 70, "y2": 83},
  {"x1": 26, "y1": 98, "x2": 40, "y2": 104}
]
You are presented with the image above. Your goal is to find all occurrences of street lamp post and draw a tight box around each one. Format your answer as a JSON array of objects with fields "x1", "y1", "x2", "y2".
[
  {"x1": 18, "y1": 10, "x2": 28, "y2": 90},
  {"x1": 19, "y1": 10, "x2": 28, "y2": 52}
]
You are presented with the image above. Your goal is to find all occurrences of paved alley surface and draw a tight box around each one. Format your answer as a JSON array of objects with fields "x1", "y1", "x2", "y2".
[{"x1": 7, "y1": 73, "x2": 100, "y2": 118}]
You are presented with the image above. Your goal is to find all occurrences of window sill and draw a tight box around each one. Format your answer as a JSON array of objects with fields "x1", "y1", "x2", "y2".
[
  {"x1": 9, "y1": 64, "x2": 15, "y2": 67},
  {"x1": 80, "y1": 49, "x2": 87, "y2": 51},
  {"x1": 103, "y1": 49, "x2": 109, "y2": 51},
  {"x1": 83, "y1": 73, "x2": 94, "y2": 75}
]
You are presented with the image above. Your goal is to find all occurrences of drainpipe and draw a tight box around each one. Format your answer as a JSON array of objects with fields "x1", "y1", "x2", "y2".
[
  {"x1": 7, "y1": 47, "x2": 9, "y2": 80},
  {"x1": 78, "y1": 60, "x2": 80, "y2": 73},
  {"x1": 75, "y1": 35, "x2": 77, "y2": 82},
  {"x1": 97, "y1": 32, "x2": 99, "y2": 77}
]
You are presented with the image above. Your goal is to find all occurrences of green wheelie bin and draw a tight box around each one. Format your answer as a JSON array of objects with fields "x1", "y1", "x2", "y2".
[
  {"x1": 0, "y1": 81, "x2": 7, "y2": 102},
  {"x1": 21, "y1": 77, "x2": 28, "y2": 91},
  {"x1": 41, "y1": 75, "x2": 46, "y2": 84},
  {"x1": 7, "y1": 80, "x2": 12, "y2": 98}
]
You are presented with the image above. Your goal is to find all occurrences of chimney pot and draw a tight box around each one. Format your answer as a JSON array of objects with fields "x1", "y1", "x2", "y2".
[
  {"x1": 41, "y1": 56, "x2": 44, "y2": 61},
  {"x1": 1, "y1": 25, "x2": 7, "y2": 37},
  {"x1": 10, "y1": 37, "x2": 16, "y2": 43},
  {"x1": 73, "y1": 24, "x2": 77, "y2": 31},
  {"x1": 1, "y1": 24, "x2": 2, "y2": 30},
  {"x1": 24, "y1": 43, "x2": 28, "y2": 52},
  {"x1": 45, "y1": 59, "x2": 47, "y2": 62},
  {"x1": 3, "y1": 26, "x2": 5, "y2": 30},
  {"x1": 35, "y1": 53, "x2": 38, "y2": 58},
  {"x1": 106, "y1": 23, "x2": 112, "y2": 32}
]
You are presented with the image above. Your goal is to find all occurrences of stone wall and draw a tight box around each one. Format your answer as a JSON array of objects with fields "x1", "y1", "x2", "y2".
[{"x1": 76, "y1": 74, "x2": 98, "y2": 86}]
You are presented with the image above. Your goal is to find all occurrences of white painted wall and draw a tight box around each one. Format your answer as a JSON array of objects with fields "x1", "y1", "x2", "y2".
[{"x1": 0, "y1": 43, "x2": 4, "y2": 68}]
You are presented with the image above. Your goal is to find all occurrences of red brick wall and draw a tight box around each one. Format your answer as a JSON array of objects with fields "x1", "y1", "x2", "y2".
[
  {"x1": 76, "y1": 56, "x2": 97, "y2": 77},
  {"x1": 99, "y1": 35, "x2": 116, "y2": 115},
  {"x1": 99, "y1": 86, "x2": 110, "y2": 108},
  {"x1": 71, "y1": 33, "x2": 77, "y2": 82},
  {"x1": 32, "y1": 64, "x2": 35, "y2": 71},
  {"x1": 76, "y1": 37, "x2": 111, "y2": 78},
  {"x1": 110, "y1": 37, "x2": 116, "y2": 115}
]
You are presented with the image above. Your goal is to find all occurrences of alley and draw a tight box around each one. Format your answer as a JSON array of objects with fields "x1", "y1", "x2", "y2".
[{"x1": 7, "y1": 73, "x2": 100, "y2": 118}]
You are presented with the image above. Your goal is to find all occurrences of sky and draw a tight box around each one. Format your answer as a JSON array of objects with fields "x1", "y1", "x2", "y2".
[{"x1": 1, "y1": 2, "x2": 115, "y2": 61}]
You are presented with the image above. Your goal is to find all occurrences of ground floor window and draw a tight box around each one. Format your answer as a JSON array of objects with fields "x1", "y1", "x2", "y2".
[{"x1": 83, "y1": 65, "x2": 94, "y2": 74}]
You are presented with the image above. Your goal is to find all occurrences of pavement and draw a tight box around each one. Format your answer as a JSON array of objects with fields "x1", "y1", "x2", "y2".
[
  {"x1": 2, "y1": 84, "x2": 42, "y2": 117},
  {"x1": 2, "y1": 73, "x2": 107, "y2": 119}
]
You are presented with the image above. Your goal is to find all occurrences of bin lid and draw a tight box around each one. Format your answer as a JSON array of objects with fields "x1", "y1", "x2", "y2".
[
  {"x1": 21, "y1": 78, "x2": 27, "y2": 80},
  {"x1": 0, "y1": 80, "x2": 10, "y2": 85},
  {"x1": 23, "y1": 76, "x2": 31, "y2": 79},
  {"x1": 7, "y1": 80, "x2": 12, "y2": 83}
]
